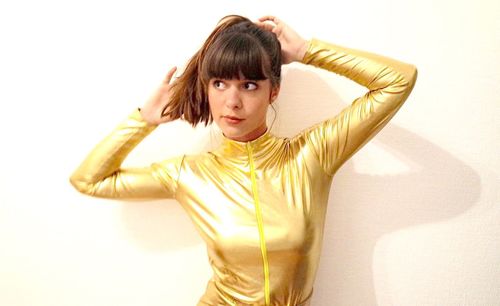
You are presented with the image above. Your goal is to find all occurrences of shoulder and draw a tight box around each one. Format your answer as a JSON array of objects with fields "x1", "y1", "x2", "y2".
[{"x1": 178, "y1": 152, "x2": 219, "y2": 168}]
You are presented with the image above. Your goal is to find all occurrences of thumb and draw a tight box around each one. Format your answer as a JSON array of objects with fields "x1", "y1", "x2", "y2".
[{"x1": 163, "y1": 66, "x2": 177, "y2": 84}]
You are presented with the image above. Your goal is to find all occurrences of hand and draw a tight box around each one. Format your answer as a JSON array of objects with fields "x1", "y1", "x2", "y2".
[
  {"x1": 256, "y1": 16, "x2": 308, "y2": 64},
  {"x1": 140, "y1": 66, "x2": 177, "y2": 125}
]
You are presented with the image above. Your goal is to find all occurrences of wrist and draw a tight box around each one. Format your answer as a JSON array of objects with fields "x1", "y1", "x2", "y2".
[
  {"x1": 295, "y1": 39, "x2": 309, "y2": 62},
  {"x1": 138, "y1": 108, "x2": 160, "y2": 126}
]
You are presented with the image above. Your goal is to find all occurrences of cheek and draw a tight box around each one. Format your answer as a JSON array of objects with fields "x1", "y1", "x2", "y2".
[
  {"x1": 250, "y1": 100, "x2": 270, "y2": 119},
  {"x1": 207, "y1": 93, "x2": 221, "y2": 115}
]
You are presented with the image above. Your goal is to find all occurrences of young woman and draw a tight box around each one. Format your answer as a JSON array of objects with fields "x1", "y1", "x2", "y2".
[{"x1": 70, "y1": 15, "x2": 417, "y2": 306}]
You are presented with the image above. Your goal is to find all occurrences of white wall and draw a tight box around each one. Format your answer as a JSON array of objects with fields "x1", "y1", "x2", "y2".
[{"x1": 1, "y1": 0, "x2": 499, "y2": 305}]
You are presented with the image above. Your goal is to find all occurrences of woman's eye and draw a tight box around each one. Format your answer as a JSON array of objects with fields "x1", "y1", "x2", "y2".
[
  {"x1": 244, "y1": 82, "x2": 258, "y2": 90},
  {"x1": 213, "y1": 80, "x2": 225, "y2": 89}
]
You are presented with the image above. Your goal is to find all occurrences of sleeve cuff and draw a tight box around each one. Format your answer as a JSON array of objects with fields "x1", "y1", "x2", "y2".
[{"x1": 300, "y1": 38, "x2": 317, "y2": 64}]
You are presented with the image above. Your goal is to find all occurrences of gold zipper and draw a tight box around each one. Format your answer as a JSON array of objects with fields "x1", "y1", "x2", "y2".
[{"x1": 247, "y1": 143, "x2": 271, "y2": 306}]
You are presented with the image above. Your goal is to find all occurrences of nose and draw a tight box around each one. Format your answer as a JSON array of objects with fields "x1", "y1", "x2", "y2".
[{"x1": 225, "y1": 86, "x2": 242, "y2": 109}]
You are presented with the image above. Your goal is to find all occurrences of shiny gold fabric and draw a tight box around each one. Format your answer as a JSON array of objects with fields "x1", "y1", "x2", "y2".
[{"x1": 70, "y1": 38, "x2": 417, "y2": 305}]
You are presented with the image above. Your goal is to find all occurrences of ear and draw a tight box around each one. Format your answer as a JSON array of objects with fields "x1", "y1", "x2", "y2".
[{"x1": 269, "y1": 85, "x2": 280, "y2": 104}]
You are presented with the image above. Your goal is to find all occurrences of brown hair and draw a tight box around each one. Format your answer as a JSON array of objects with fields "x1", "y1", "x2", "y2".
[{"x1": 161, "y1": 15, "x2": 282, "y2": 127}]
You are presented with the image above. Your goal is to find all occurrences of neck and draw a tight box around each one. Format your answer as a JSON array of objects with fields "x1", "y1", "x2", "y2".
[{"x1": 224, "y1": 125, "x2": 268, "y2": 143}]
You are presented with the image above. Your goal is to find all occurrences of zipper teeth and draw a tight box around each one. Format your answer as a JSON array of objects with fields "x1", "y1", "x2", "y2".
[{"x1": 247, "y1": 143, "x2": 271, "y2": 306}]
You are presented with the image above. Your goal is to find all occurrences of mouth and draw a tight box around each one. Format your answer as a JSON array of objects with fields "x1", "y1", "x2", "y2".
[{"x1": 222, "y1": 115, "x2": 244, "y2": 124}]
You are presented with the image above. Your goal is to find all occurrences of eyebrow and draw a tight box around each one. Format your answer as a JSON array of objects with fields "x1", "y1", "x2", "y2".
[{"x1": 211, "y1": 78, "x2": 262, "y2": 82}]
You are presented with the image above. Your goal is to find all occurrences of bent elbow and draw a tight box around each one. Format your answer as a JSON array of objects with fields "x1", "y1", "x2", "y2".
[
  {"x1": 397, "y1": 64, "x2": 418, "y2": 99},
  {"x1": 69, "y1": 175, "x2": 94, "y2": 196},
  {"x1": 408, "y1": 64, "x2": 418, "y2": 88}
]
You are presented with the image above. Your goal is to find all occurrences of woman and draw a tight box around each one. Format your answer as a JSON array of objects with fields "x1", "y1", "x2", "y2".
[{"x1": 70, "y1": 15, "x2": 417, "y2": 306}]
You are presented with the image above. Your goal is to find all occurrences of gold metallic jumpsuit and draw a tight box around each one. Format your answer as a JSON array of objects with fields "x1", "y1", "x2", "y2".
[{"x1": 70, "y1": 38, "x2": 417, "y2": 306}]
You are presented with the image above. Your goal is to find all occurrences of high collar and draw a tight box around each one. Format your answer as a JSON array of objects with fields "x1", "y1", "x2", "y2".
[{"x1": 216, "y1": 129, "x2": 278, "y2": 159}]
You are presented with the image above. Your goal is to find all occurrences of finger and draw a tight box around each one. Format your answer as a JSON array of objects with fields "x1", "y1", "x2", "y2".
[
  {"x1": 258, "y1": 16, "x2": 286, "y2": 35},
  {"x1": 255, "y1": 21, "x2": 275, "y2": 32},
  {"x1": 163, "y1": 66, "x2": 177, "y2": 84},
  {"x1": 260, "y1": 16, "x2": 285, "y2": 29},
  {"x1": 258, "y1": 15, "x2": 278, "y2": 23}
]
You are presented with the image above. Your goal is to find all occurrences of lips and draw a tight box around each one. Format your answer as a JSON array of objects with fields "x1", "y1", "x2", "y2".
[{"x1": 222, "y1": 115, "x2": 244, "y2": 124}]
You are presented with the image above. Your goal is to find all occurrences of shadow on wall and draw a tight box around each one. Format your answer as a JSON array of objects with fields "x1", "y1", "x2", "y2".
[
  {"x1": 313, "y1": 125, "x2": 480, "y2": 305},
  {"x1": 117, "y1": 66, "x2": 481, "y2": 305}
]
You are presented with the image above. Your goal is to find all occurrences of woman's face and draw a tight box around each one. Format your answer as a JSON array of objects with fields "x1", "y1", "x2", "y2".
[{"x1": 208, "y1": 77, "x2": 279, "y2": 142}]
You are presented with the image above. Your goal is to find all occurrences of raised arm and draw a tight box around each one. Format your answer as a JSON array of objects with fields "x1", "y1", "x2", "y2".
[
  {"x1": 301, "y1": 38, "x2": 418, "y2": 175},
  {"x1": 69, "y1": 109, "x2": 183, "y2": 199},
  {"x1": 256, "y1": 16, "x2": 418, "y2": 175},
  {"x1": 69, "y1": 67, "x2": 183, "y2": 199}
]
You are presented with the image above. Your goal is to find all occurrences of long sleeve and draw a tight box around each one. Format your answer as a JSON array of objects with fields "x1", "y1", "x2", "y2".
[
  {"x1": 69, "y1": 109, "x2": 183, "y2": 200},
  {"x1": 300, "y1": 38, "x2": 418, "y2": 175}
]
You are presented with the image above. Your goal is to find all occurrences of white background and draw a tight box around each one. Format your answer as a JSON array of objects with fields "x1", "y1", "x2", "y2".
[{"x1": 1, "y1": 0, "x2": 499, "y2": 305}]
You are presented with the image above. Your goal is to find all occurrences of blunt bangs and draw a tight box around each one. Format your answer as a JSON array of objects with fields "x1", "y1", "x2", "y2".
[{"x1": 201, "y1": 32, "x2": 272, "y2": 85}]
